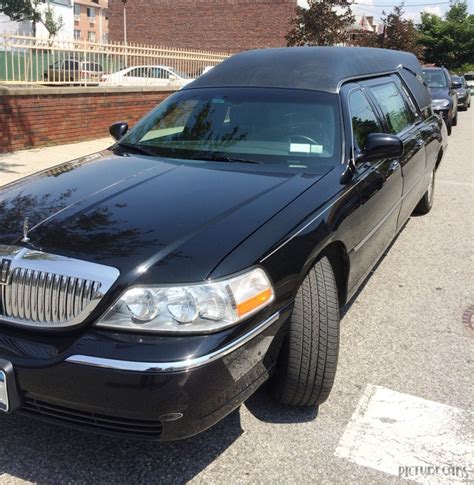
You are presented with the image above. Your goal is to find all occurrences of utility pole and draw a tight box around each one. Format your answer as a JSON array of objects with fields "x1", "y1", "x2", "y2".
[
  {"x1": 122, "y1": 0, "x2": 128, "y2": 68},
  {"x1": 122, "y1": 0, "x2": 127, "y2": 44}
]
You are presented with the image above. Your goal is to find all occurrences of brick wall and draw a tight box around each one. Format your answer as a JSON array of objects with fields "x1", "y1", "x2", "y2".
[
  {"x1": 109, "y1": 0, "x2": 296, "y2": 52},
  {"x1": 0, "y1": 88, "x2": 173, "y2": 154}
]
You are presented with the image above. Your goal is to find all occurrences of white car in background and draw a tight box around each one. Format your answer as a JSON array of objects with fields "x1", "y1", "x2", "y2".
[{"x1": 101, "y1": 65, "x2": 194, "y2": 88}]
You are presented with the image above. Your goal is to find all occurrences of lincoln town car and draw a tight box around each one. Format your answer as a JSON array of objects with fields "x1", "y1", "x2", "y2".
[{"x1": 0, "y1": 47, "x2": 447, "y2": 440}]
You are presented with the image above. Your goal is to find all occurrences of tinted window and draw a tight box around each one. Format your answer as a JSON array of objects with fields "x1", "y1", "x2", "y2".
[
  {"x1": 349, "y1": 90, "x2": 380, "y2": 149},
  {"x1": 120, "y1": 87, "x2": 341, "y2": 172},
  {"x1": 149, "y1": 68, "x2": 170, "y2": 79},
  {"x1": 63, "y1": 60, "x2": 79, "y2": 70},
  {"x1": 126, "y1": 67, "x2": 148, "y2": 78},
  {"x1": 370, "y1": 83, "x2": 413, "y2": 134},
  {"x1": 83, "y1": 62, "x2": 103, "y2": 72}
]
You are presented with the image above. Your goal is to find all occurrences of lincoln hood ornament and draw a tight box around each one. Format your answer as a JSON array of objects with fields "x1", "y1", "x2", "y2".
[{"x1": 22, "y1": 217, "x2": 30, "y2": 243}]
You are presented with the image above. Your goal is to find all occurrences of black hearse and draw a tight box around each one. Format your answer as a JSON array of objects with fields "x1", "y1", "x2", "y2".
[{"x1": 0, "y1": 47, "x2": 447, "y2": 440}]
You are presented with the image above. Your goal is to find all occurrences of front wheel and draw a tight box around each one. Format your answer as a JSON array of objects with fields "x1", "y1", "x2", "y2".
[
  {"x1": 446, "y1": 116, "x2": 452, "y2": 135},
  {"x1": 414, "y1": 167, "x2": 435, "y2": 215},
  {"x1": 269, "y1": 256, "x2": 340, "y2": 407}
]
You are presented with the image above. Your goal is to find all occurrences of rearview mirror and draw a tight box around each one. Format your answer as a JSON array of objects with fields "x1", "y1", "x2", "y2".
[
  {"x1": 362, "y1": 133, "x2": 403, "y2": 162},
  {"x1": 109, "y1": 122, "x2": 129, "y2": 141}
]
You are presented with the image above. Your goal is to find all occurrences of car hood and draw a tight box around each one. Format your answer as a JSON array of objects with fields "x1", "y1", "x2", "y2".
[
  {"x1": 0, "y1": 150, "x2": 325, "y2": 284},
  {"x1": 429, "y1": 87, "x2": 450, "y2": 101}
]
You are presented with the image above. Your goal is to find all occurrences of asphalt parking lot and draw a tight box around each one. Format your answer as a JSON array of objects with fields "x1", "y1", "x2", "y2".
[{"x1": 0, "y1": 108, "x2": 472, "y2": 484}]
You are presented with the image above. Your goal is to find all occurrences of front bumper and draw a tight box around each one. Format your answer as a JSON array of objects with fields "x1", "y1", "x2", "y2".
[
  {"x1": 433, "y1": 107, "x2": 450, "y2": 121},
  {"x1": 0, "y1": 307, "x2": 290, "y2": 440}
]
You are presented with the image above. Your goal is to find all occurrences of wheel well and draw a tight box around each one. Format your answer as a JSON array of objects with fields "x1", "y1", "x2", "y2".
[{"x1": 318, "y1": 242, "x2": 350, "y2": 307}]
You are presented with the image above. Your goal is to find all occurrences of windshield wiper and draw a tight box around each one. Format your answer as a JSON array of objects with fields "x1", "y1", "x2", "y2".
[
  {"x1": 116, "y1": 143, "x2": 159, "y2": 157},
  {"x1": 198, "y1": 155, "x2": 263, "y2": 165}
]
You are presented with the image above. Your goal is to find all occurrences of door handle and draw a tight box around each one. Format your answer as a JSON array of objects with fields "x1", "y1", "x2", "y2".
[{"x1": 388, "y1": 160, "x2": 400, "y2": 173}]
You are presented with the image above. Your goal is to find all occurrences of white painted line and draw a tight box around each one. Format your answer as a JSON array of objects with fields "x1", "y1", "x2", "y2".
[{"x1": 335, "y1": 385, "x2": 474, "y2": 483}]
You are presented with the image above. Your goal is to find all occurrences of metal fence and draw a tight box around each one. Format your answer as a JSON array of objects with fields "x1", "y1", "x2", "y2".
[{"x1": 0, "y1": 34, "x2": 230, "y2": 87}]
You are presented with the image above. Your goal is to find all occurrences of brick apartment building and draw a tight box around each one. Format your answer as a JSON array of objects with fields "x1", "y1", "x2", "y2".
[
  {"x1": 74, "y1": 0, "x2": 109, "y2": 43},
  {"x1": 108, "y1": 0, "x2": 297, "y2": 53}
]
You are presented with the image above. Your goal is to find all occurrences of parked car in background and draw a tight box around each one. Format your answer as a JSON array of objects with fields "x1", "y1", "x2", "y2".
[
  {"x1": 100, "y1": 65, "x2": 193, "y2": 88},
  {"x1": 44, "y1": 60, "x2": 104, "y2": 84},
  {"x1": 451, "y1": 75, "x2": 471, "y2": 110},
  {"x1": 464, "y1": 72, "x2": 474, "y2": 92},
  {"x1": 423, "y1": 67, "x2": 458, "y2": 135},
  {"x1": 0, "y1": 47, "x2": 447, "y2": 441}
]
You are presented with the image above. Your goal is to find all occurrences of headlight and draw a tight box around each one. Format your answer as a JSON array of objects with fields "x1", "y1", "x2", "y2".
[
  {"x1": 432, "y1": 98, "x2": 450, "y2": 109},
  {"x1": 96, "y1": 268, "x2": 275, "y2": 334}
]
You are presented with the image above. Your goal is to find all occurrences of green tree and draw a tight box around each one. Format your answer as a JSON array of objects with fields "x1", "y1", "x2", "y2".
[
  {"x1": 286, "y1": 0, "x2": 355, "y2": 46},
  {"x1": 0, "y1": 0, "x2": 63, "y2": 38},
  {"x1": 352, "y1": 4, "x2": 423, "y2": 57},
  {"x1": 418, "y1": 2, "x2": 474, "y2": 69},
  {"x1": 42, "y1": 3, "x2": 64, "y2": 38}
]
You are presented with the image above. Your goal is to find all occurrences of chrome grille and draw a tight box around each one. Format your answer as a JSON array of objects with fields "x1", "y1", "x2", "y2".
[
  {"x1": 1, "y1": 269, "x2": 101, "y2": 325},
  {"x1": 0, "y1": 244, "x2": 120, "y2": 329}
]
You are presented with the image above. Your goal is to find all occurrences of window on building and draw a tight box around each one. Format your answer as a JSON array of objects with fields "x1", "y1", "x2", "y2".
[
  {"x1": 74, "y1": 4, "x2": 80, "y2": 20},
  {"x1": 87, "y1": 31, "x2": 96, "y2": 42},
  {"x1": 74, "y1": 29, "x2": 81, "y2": 40},
  {"x1": 87, "y1": 7, "x2": 96, "y2": 23}
]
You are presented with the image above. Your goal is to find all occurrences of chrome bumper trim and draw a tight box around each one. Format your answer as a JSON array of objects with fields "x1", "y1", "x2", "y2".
[{"x1": 66, "y1": 311, "x2": 280, "y2": 373}]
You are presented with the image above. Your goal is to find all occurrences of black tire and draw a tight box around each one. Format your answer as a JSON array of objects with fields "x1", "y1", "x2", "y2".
[
  {"x1": 414, "y1": 167, "x2": 435, "y2": 215},
  {"x1": 447, "y1": 117, "x2": 452, "y2": 135},
  {"x1": 452, "y1": 113, "x2": 458, "y2": 126},
  {"x1": 270, "y1": 256, "x2": 340, "y2": 407}
]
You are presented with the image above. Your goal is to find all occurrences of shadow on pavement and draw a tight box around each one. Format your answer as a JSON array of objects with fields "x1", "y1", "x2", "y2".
[
  {"x1": 0, "y1": 162, "x2": 22, "y2": 174},
  {"x1": 0, "y1": 409, "x2": 243, "y2": 484},
  {"x1": 245, "y1": 384, "x2": 319, "y2": 424}
]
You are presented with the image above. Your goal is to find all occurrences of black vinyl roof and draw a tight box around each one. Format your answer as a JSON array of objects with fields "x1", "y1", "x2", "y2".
[{"x1": 186, "y1": 47, "x2": 425, "y2": 95}]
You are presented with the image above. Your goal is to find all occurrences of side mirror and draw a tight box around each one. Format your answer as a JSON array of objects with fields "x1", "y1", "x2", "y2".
[
  {"x1": 362, "y1": 133, "x2": 403, "y2": 163},
  {"x1": 109, "y1": 121, "x2": 128, "y2": 141}
]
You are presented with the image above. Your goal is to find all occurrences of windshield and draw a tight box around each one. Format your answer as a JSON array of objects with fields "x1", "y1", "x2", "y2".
[
  {"x1": 423, "y1": 69, "x2": 447, "y2": 89},
  {"x1": 464, "y1": 74, "x2": 474, "y2": 81},
  {"x1": 119, "y1": 87, "x2": 341, "y2": 171}
]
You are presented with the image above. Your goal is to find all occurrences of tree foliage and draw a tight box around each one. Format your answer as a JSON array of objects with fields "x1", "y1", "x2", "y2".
[
  {"x1": 286, "y1": 0, "x2": 355, "y2": 47},
  {"x1": 418, "y1": 3, "x2": 474, "y2": 69},
  {"x1": 352, "y1": 4, "x2": 423, "y2": 57},
  {"x1": 0, "y1": 0, "x2": 63, "y2": 38}
]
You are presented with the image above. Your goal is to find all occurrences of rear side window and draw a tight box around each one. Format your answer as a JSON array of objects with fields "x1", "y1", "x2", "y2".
[
  {"x1": 349, "y1": 90, "x2": 380, "y2": 149},
  {"x1": 63, "y1": 60, "x2": 79, "y2": 70},
  {"x1": 149, "y1": 68, "x2": 171, "y2": 79},
  {"x1": 83, "y1": 62, "x2": 103, "y2": 72},
  {"x1": 126, "y1": 67, "x2": 148, "y2": 78},
  {"x1": 369, "y1": 82, "x2": 413, "y2": 134}
]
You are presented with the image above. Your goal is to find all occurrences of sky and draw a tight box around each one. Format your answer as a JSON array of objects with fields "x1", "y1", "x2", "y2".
[{"x1": 297, "y1": 0, "x2": 474, "y2": 23}]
